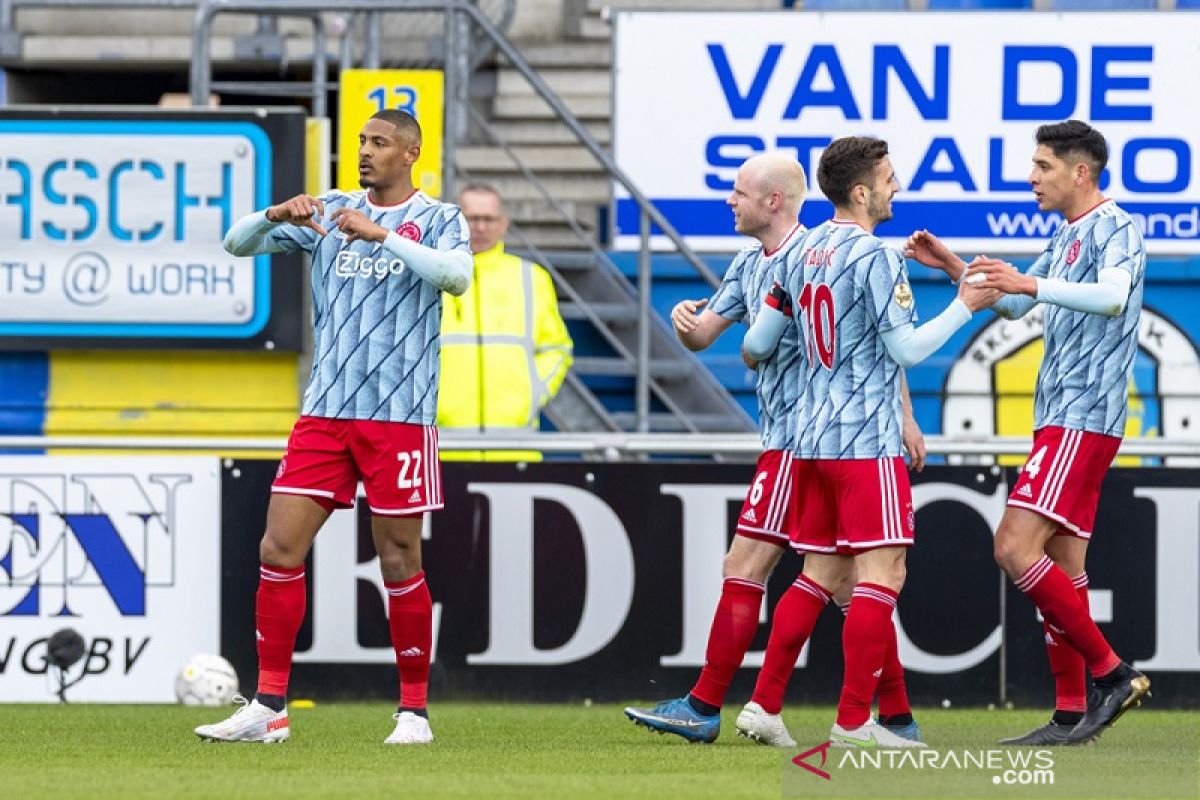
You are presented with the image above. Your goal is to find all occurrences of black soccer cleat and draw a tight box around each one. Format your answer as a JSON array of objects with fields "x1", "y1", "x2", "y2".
[
  {"x1": 1067, "y1": 664, "x2": 1151, "y2": 745},
  {"x1": 998, "y1": 720, "x2": 1072, "y2": 746}
]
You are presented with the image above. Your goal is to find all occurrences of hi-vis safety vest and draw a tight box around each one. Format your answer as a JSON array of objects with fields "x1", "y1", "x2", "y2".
[{"x1": 437, "y1": 242, "x2": 573, "y2": 461}]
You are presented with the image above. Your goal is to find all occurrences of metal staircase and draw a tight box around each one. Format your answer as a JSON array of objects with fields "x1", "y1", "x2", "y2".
[{"x1": 185, "y1": 0, "x2": 756, "y2": 434}]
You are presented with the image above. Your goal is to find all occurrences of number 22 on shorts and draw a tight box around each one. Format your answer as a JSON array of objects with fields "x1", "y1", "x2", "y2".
[{"x1": 397, "y1": 449, "x2": 424, "y2": 489}]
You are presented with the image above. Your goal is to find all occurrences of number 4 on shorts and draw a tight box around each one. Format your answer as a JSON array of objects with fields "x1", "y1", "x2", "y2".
[{"x1": 1023, "y1": 445, "x2": 1048, "y2": 479}]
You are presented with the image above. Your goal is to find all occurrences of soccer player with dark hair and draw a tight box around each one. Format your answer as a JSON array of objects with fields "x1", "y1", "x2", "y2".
[
  {"x1": 623, "y1": 154, "x2": 927, "y2": 746},
  {"x1": 905, "y1": 119, "x2": 1149, "y2": 745},
  {"x1": 743, "y1": 136, "x2": 997, "y2": 749},
  {"x1": 194, "y1": 109, "x2": 471, "y2": 745}
]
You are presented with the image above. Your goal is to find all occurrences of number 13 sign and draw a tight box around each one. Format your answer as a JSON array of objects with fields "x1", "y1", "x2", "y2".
[{"x1": 337, "y1": 69, "x2": 444, "y2": 197}]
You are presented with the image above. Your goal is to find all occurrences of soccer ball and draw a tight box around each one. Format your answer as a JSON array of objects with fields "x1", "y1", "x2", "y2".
[{"x1": 174, "y1": 653, "x2": 239, "y2": 706}]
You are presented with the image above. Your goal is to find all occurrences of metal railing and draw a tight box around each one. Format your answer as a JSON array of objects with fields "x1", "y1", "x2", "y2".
[
  {"x1": 189, "y1": 0, "x2": 729, "y2": 433},
  {"x1": 4, "y1": 433, "x2": 1198, "y2": 460}
]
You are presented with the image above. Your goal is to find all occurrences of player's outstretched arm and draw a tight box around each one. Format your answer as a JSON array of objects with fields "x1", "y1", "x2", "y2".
[
  {"x1": 742, "y1": 283, "x2": 791, "y2": 362},
  {"x1": 223, "y1": 194, "x2": 328, "y2": 257},
  {"x1": 969, "y1": 257, "x2": 1130, "y2": 318},
  {"x1": 961, "y1": 257, "x2": 1038, "y2": 320},
  {"x1": 330, "y1": 207, "x2": 472, "y2": 295},
  {"x1": 880, "y1": 280, "x2": 999, "y2": 368},
  {"x1": 671, "y1": 299, "x2": 734, "y2": 351},
  {"x1": 903, "y1": 230, "x2": 966, "y2": 282}
]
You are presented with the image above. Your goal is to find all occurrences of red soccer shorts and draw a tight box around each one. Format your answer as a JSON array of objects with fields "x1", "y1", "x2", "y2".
[
  {"x1": 272, "y1": 416, "x2": 443, "y2": 516},
  {"x1": 1007, "y1": 426, "x2": 1121, "y2": 539},
  {"x1": 734, "y1": 449, "x2": 795, "y2": 547},
  {"x1": 790, "y1": 456, "x2": 915, "y2": 554}
]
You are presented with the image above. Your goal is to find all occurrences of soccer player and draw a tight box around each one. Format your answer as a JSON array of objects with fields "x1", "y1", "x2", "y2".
[
  {"x1": 194, "y1": 109, "x2": 471, "y2": 745},
  {"x1": 624, "y1": 152, "x2": 924, "y2": 746},
  {"x1": 904, "y1": 119, "x2": 1150, "y2": 746},
  {"x1": 742, "y1": 136, "x2": 997, "y2": 749}
]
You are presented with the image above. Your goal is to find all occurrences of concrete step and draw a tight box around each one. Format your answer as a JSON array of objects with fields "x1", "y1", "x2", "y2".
[
  {"x1": 574, "y1": 357, "x2": 693, "y2": 380},
  {"x1": 17, "y1": 10, "x2": 256, "y2": 36},
  {"x1": 487, "y1": 175, "x2": 610, "y2": 204},
  {"x1": 457, "y1": 144, "x2": 608, "y2": 173},
  {"x1": 506, "y1": 225, "x2": 600, "y2": 251},
  {"x1": 14, "y1": 34, "x2": 379, "y2": 67},
  {"x1": 493, "y1": 93, "x2": 611, "y2": 121},
  {"x1": 504, "y1": 40, "x2": 612, "y2": 69},
  {"x1": 496, "y1": 68, "x2": 612, "y2": 98},
  {"x1": 489, "y1": 119, "x2": 612, "y2": 146},
  {"x1": 499, "y1": 199, "x2": 593, "y2": 225},
  {"x1": 577, "y1": 16, "x2": 613, "y2": 41},
  {"x1": 560, "y1": 301, "x2": 639, "y2": 324}
]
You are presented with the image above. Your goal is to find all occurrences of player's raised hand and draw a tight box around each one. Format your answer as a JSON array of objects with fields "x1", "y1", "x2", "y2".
[
  {"x1": 957, "y1": 262, "x2": 1004, "y2": 311},
  {"x1": 904, "y1": 230, "x2": 962, "y2": 280},
  {"x1": 330, "y1": 207, "x2": 389, "y2": 244},
  {"x1": 963, "y1": 256, "x2": 1037, "y2": 297},
  {"x1": 265, "y1": 194, "x2": 328, "y2": 235},
  {"x1": 902, "y1": 413, "x2": 926, "y2": 472},
  {"x1": 671, "y1": 298, "x2": 708, "y2": 335}
]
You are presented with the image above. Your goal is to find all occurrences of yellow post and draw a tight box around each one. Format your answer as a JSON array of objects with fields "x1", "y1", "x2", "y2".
[{"x1": 337, "y1": 69, "x2": 445, "y2": 196}]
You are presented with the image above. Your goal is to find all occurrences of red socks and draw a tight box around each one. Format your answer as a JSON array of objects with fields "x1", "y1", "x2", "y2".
[
  {"x1": 875, "y1": 610, "x2": 911, "y2": 718},
  {"x1": 1017, "y1": 557, "x2": 1119, "y2": 678},
  {"x1": 386, "y1": 571, "x2": 433, "y2": 710},
  {"x1": 256, "y1": 563, "x2": 307, "y2": 696},
  {"x1": 1042, "y1": 572, "x2": 1090, "y2": 713},
  {"x1": 749, "y1": 575, "x2": 831, "y2": 714},
  {"x1": 690, "y1": 578, "x2": 766, "y2": 708},
  {"x1": 836, "y1": 583, "x2": 898, "y2": 728}
]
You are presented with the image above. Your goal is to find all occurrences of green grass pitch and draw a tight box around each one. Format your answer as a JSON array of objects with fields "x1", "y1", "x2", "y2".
[{"x1": 2, "y1": 703, "x2": 1197, "y2": 799}]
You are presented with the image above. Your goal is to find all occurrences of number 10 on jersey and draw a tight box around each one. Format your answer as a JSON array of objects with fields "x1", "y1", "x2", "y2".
[{"x1": 798, "y1": 282, "x2": 836, "y2": 371}]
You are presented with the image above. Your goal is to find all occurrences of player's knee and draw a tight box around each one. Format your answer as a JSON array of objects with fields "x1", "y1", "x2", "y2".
[
  {"x1": 259, "y1": 530, "x2": 304, "y2": 568},
  {"x1": 883, "y1": 559, "x2": 907, "y2": 593},
  {"x1": 722, "y1": 542, "x2": 776, "y2": 584},
  {"x1": 378, "y1": 547, "x2": 422, "y2": 581},
  {"x1": 992, "y1": 533, "x2": 1025, "y2": 578}
]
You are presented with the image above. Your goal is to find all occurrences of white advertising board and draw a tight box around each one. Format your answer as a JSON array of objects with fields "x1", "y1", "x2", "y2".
[
  {"x1": 0, "y1": 456, "x2": 221, "y2": 702},
  {"x1": 613, "y1": 11, "x2": 1200, "y2": 253},
  {"x1": 0, "y1": 121, "x2": 271, "y2": 336}
]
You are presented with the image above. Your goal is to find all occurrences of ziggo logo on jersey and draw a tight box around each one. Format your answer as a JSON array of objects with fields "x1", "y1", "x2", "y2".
[{"x1": 334, "y1": 251, "x2": 407, "y2": 280}]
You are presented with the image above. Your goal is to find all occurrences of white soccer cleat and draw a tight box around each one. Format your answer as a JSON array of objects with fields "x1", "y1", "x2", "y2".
[
  {"x1": 735, "y1": 701, "x2": 797, "y2": 747},
  {"x1": 384, "y1": 711, "x2": 434, "y2": 745},
  {"x1": 194, "y1": 695, "x2": 290, "y2": 743},
  {"x1": 830, "y1": 721, "x2": 927, "y2": 749}
]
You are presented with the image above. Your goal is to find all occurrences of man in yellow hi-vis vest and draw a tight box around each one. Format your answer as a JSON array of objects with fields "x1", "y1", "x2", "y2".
[{"x1": 437, "y1": 183, "x2": 574, "y2": 460}]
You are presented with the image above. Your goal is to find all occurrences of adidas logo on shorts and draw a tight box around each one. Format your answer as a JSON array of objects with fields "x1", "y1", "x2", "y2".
[
  {"x1": 1016, "y1": 484, "x2": 1034, "y2": 498},
  {"x1": 742, "y1": 508, "x2": 757, "y2": 523},
  {"x1": 408, "y1": 489, "x2": 422, "y2": 503},
  {"x1": 398, "y1": 647, "x2": 425, "y2": 658}
]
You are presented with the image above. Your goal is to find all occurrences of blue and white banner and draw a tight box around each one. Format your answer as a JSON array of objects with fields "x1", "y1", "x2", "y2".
[
  {"x1": 0, "y1": 120, "x2": 271, "y2": 337},
  {"x1": 613, "y1": 11, "x2": 1200, "y2": 253},
  {"x1": 0, "y1": 457, "x2": 221, "y2": 702}
]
